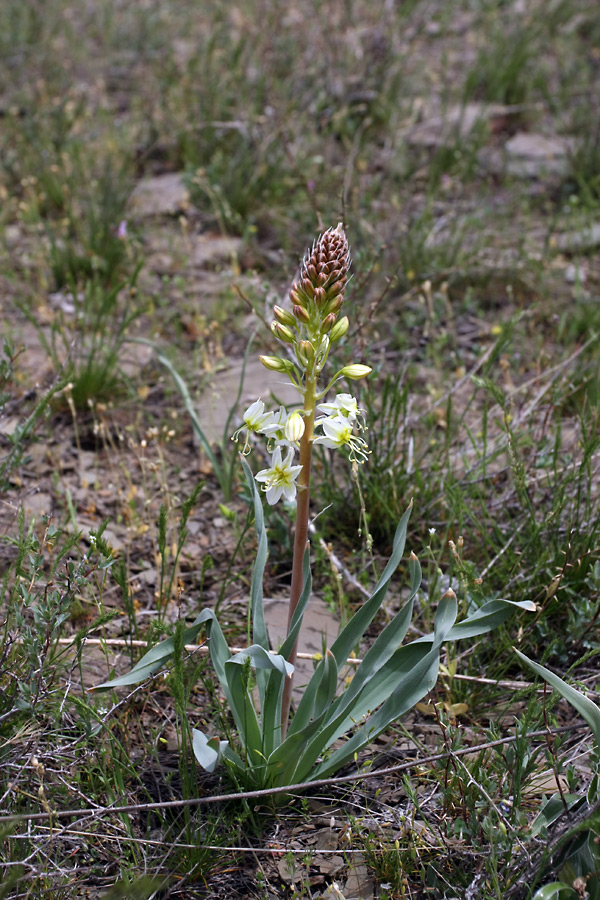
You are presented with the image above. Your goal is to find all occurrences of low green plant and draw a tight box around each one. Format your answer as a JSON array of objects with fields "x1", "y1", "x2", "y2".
[
  {"x1": 94, "y1": 226, "x2": 534, "y2": 795},
  {"x1": 0, "y1": 512, "x2": 117, "y2": 721},
  {"x1": 21, "y1": 266, "x2": 144, "y2": 411}
]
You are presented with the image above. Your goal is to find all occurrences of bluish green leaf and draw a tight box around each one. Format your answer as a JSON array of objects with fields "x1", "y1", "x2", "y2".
[
  {"x1": 531, "y1": 884, "x2": 577, "y2": 900},
  {"x1": 329, "y1": 502, "x2": 412, "y2": 668},
  {"x1": 92, "y1": 608, "x2": 219, "y2": 690},
  {"x1": 516, "y1": 650, "x2": 600, "y2": 749},
  {"x1": 312, "y1": 592, "x2": 457, "y2": 779},
  {"x1": 192, "y1": 731, "x2": 230, "y2": 774},
  {"x1": 531, "y1": 794, "x2": 583, "y2": 837}
]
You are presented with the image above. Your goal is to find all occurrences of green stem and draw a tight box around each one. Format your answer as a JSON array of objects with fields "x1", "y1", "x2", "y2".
[{"x1": 280, "y1": 372, "x2": 316, "y2": 736}]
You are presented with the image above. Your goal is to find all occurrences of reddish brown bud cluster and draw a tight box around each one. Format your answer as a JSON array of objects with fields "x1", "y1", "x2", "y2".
[{"x1": 289, "y1": 223, "x2": 350, "y2": 319}]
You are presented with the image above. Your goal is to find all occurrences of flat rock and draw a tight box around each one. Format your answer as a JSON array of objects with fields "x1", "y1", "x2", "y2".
[
  {"x1": 503, "y1": 132, "x2": 574, "y2": 178},
  {"x1": 263, "y1": 595, "x2": 340, "y2": 697},
  {"x1": 191, "y1": 235, "x2": 242, "y2": 267},
  {"x1": 195, "y1": 356, "x2": 300, "y2": 446},
  {"x1": 553, "y1": 222, "x2": 600, "y2": 253},
  {"x1": 129, "y1": 173, "x2": 191, "y2": 218},
  {"x1": 343, "y1": 854, "x2": 375, "y2": 900},
  {"x1": 407, "y1": 102, "x2": 510, "y2": 148}
]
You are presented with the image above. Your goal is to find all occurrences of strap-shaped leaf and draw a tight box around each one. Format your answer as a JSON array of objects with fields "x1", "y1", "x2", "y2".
[
  {"x1": 225, "y1": 645, "x2": 293, "y2": 757},
  {"x1": 531, "y1": 884, "x2": 578, "y2": 900},
  {"x1": 312, "y1": 591, "x2": 457, "y2": 779},
  {"x1": 241, "y1": 458, "x2": 269, "y2": 653},
  {"x1": 264, "y1": 656, "x2": 339, "y2": 785},
  {"x1": 285, "y1": 648, "x2": 339, "y2": 740},
  {"x1": 227, "y1": 645, "x2": 294, "y2": 675},
  {"x1": 515, "y1": 650, "x2": 600, "y2": 749},
  {"x1": 241, "y1": 457, "x2": 272, "y2": 713},
  {"x1": 441, "y1": 597, "x2": 536, "y2": 641},
  {"x1": 329, "y1": 502, "x2": 412, "y2": 668},
  {"x1": 192, "y1": 731, "x2": 231, "y2": 774},
  {"x1": 92, "y1": 608, "x2": 226, "y2": 691},
  {"x1": 327, "y1": 555, "x2": 422, "y2": 719}
]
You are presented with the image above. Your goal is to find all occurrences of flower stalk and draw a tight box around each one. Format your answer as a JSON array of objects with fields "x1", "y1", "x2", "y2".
[{"x1": 232, "y1": 223, "x2": 372, "y2": 734}]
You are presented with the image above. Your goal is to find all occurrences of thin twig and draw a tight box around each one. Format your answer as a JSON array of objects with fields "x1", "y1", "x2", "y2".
[
  {"x1": 54, "y1": 635, "x2": 540, "y2": 689},
  {"x1": 0, "y1": 722, "x2": 589, "y2": 825}
]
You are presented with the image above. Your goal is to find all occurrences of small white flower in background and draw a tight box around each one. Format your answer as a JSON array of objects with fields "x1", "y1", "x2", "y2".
[
  {"x1": 313, "y1": 416, "x2": 369, "y2": 463},
  {"x1": 255, "y1": 446, "x2": 303, "y2": 505}
]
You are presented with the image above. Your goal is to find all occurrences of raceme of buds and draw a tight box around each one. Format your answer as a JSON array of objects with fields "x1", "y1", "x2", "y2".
[{"x1": 288, "y1": 223, "x2": 350, "y2": 329}]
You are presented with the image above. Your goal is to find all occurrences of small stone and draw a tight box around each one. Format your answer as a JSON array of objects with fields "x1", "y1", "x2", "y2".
[
  {"x1": 564, "y1": 263, "x2": 587, "y2": 284},
  {"x1": 129, "y1": 173, "x2": 191, "y2": 218}
]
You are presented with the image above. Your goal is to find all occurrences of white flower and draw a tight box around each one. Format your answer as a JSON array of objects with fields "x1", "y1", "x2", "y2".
[
  {"x1": 243, "y1": 399, "x2": 273, "y2": 433},
  {"x1": 255, "y1": 446, "x2": 303, "y2": 505},
  {"x1": 317, "y1": 393, "x2": 360, "y2": 422},
  {"x1": 260, "y1": 406, "x2": 288, "y2": 443},
  {"x1": 313, "y1": 416, "x2": 369, "y2": 463},
  {"x1": 232, "y1": 398, "x2": 275, "y2": 453}
]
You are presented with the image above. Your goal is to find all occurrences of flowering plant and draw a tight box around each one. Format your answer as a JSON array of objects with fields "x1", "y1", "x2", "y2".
[{"x1": 95, "y1": 225, "x2": 534, "y2": 792}]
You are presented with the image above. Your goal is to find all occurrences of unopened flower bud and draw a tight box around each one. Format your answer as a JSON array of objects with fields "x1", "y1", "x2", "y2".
[
  {"x1": 320, "y1": 313, "x2": 337, "y2": 334},
  {"x1": 302, "y1": 278, "x2": 314, "y2": 298},
  {"x1": 307, "y1": 264, "x2": 317, "y2": 281},
  {"x1": 285, "y1": 411, "x2": 305, "y2": 442},
  {"x1": 340, "y1": 364, "x2": 372, "y2": 380},
  {"x1": 273, "y1": 305, "x2": 296, "y2": 328},
  {"x1": 271, "y1": 321, "x2": 295, "y2": 344},
  {"x1": 326, "y1": 279, "x2": 345, "y2": 300},
  {"x1": 329, "y1": 315, "x2": 349, "y2": 342},
  {"x1": 260, "y1": 355, "x2": 293, "y2": 373},
  {"x1": 290, "y1": 285, "x2": 307, "y2": 307},
  {"x1": 317, "y1": 271, "x2": 328, "y2": 286},
  {"x1": 313, "y1": 286, "x2": 327, "y2": 307},
  {"x1": 323, "y1": 294, "x2": 343, "y2": 316},
  {"x1": 293, "y1": 304, "x2": 310, "y2": 324},
  {"x1": 298, "y1": 340, "x2": 315, "y2": 359}
]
